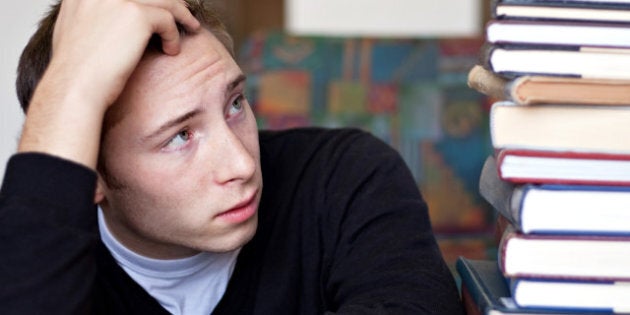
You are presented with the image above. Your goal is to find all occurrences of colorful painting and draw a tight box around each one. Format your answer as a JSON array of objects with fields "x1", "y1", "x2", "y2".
[
  {"x1": 239, "y1": 31, "x2": 493, "y2": 270},
  {"x1": 257, "y1": 70, "x2": 312, "y2": 116}
]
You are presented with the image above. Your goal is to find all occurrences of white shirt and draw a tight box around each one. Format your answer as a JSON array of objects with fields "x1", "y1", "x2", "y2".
[{"x1": 98, "y1": 208, "x2": 239, "y2": 315}]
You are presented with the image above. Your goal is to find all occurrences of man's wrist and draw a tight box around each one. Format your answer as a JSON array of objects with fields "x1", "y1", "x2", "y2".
[{"x1": 18, "y1": 71, "x2": 109, "y2": 170}]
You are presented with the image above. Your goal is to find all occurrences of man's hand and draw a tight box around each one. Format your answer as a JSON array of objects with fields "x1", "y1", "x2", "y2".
[{"x1": 18, "y1": 0, "x2": 200, "y2": 169}]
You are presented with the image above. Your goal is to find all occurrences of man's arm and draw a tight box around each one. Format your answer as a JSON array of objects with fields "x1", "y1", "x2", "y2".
[
  {"x1": 1, "y1": 0, "x2": 199, "y2": 313},
  {"x1": 0, "y1": 154, "x2": 98, "y2": 314},
  {"x1": 322, "y1": 131, "x2": 465, "y2": 314}
]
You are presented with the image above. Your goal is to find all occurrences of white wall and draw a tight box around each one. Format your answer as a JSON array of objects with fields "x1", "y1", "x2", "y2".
[
  {"x1": 0, "y1": 1, "x2": 55, "y2": 182},
  {"x1": 286, "y1": 0, "x2": 482, "y2": 37}
]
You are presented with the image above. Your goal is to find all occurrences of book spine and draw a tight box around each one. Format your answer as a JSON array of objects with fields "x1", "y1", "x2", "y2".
[
  {"x1": 510, "y1": 185, "x2": 526, "y2": 228},
  {"x1": 479, "y1": 43, "x2": 498, "y2": 74},
  {"x1": 479, "y1": 155, "x2": 523, "y2": 229},
  {"x1": 497, "y1": 224, "x2": 516, "y2": 276},
  {"x1": 507, "y1": 76, "x2": 529, "y2": 104},
  {"x1": 497, "y1": 0, "x2": 630, "y2": 9}
]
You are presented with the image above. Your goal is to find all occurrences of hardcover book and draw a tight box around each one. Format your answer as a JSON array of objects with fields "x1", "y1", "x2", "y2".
[
  {"x1": 483, "y1": 44, "x2": 630, "y2": 80},
  {"x1": 499, "y1": 226, "x2": 630, "y2": 280},
  {"x1": 493, "y1": 1, "x2": 630, "y2": 23},
  {"x1": 486, "y1": 19, "x2": 630, "y2": 48},
  {"x1": 480, "y1": 155, "x2": 630, "y2": 234},
  {"x1": 495, "y1": 149, "x2": 630, "y2": 185},
  {"x1": 467, "y1": 65, "x2": 630, "y2": 105},
  {"x1": 511, "y1": 277, "x2": 630, "y2": 313},
  {"x1": 496, "y1": 0, "x2": 630, "y2": 6},
  {"x1": 456, "y1": 257, "x2": 599, "y2": 314},
  {"x1": 490, "y1": 101, "x2": 630, "y2": 154}
]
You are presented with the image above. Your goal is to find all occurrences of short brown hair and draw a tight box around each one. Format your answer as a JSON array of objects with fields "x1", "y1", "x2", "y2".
[{"x1": 16, "y1": 0, "x2": 234, "y2": 113}]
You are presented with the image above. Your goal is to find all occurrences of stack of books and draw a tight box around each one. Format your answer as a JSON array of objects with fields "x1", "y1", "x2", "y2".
[{"x1": 458, "y1": 0, "x2": 630, "y2": 314}]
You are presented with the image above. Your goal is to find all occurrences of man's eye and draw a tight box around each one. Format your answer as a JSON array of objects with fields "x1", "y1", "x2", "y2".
[
  {"x1": 164, "y1": 130, "x2": 192, "y2": 150},
  {"x1": 227, "y1": 96, "x2": 244, "y2": 117}
]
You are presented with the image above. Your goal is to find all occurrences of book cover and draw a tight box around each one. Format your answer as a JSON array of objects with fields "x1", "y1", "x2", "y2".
[
  {"x1": 497, "y1": 0, "x2": 630, "y2": 5},
  {"x1": 468, "y1": 64, "x2": 630, "y2": 105},
  {"x1": 485, "y1": 44, "x2": 630, "y2": 80},
  {"x1": 486, "y1": 19, "x2": 630, "y2": 49},
  {"x1": 479, "y1": 155, "x2": 521, "y2": 226},
  {"x1": 507, "y1": 75, "x2": 630, "y2": 106},
  {"x1": 480, "y1": 155, "x2": 630, "y2": 234},
  {"x1": 437, "y1": 235, "x2": 496, "y2": 276},
  {"x1": 511, "y1": 278, "x2": 630, "y2": 313},
  {"x1": 493, "y1": 1, "x2": 630, "y2": 23},
  {"x1": 456, "y1": 257, "x2": 595, "y2": 314},
  {"x1": 496, "y1": 149, "x2": 630, "y2": 186},
  {"x1": 489, "y1": 101, "x2": 630, "y2": 154},
  {"x1": 495, "y1": 0, "x2": 630, "y2": 9},
  {"x1": 498, "y1": 227, "x2": 630, "y2": 280}
]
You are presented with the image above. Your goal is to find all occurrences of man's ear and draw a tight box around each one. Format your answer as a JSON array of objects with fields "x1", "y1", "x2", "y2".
[{"x1": 94, "y1": 175, "x2": 107, "y2": 204}]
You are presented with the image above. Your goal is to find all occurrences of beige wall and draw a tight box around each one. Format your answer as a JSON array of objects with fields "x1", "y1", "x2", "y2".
[
  {"x1": 214, "y1": 0, "x2": 491, "y2": 50},
  {"x1": 0, "y1": 0, "x2": 57, "y2": 182}
]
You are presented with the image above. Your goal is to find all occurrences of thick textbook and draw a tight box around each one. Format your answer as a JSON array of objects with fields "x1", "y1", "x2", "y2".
[
  {"x1": 490, "y1": 101, "x2": 630, "y2": 154},
  {"x1": 467, "y1": 65, "x2": 630, "y2": 105},
  {"x1": 496, "y1": 149, "x2": 630, "y2": 185},
  {"x1": 495, "y1": 0, "x2": 630, "y2": 6},
  {"x1": 456, "y1": 257, "x2": 599, "y2": 315},
  {"x1": 499, "y1": 227, "x2": 630, "y2": 280},
  {"x1": 484, "y1": 45, "x2": 630, "y2": 80},
  {"x1": 512, "y1": 278, "x2": 630, "y2": 313},
  {"x1": 494, "y1": 1, "x2": 630, "y2": 23},
  {"x1": 487, "y1": 19, "x2": 630, "y2": 48},
  {"x1": 480, "y1": 155, "x2": 630, "y2": 234}
]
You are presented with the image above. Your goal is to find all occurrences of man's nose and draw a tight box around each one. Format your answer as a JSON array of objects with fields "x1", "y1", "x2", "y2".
[{"x1": 211, "y1": 127, "x2": 257, "y2": 185}]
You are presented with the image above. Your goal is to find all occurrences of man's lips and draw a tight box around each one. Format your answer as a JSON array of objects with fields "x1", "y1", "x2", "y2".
[{"x1": 215, "y1": 190, "x2": 258, "y2": 223}]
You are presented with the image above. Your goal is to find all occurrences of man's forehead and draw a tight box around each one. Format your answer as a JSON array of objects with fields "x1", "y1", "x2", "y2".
[
  {"x1": 141, "y1": 30, "x2": 225, "y2": 73},
  {"x1": 128, "y1": 29, "x2": 234, "y2": 94},
  {"x1": 108, "y1": 29, "x2": 241, "y2": 133}
]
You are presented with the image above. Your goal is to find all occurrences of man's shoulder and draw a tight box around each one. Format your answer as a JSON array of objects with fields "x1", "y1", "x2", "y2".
[
  {"x1": 259, "y1": 126, "x2": 364, "y2": 142},
  {"x1": 258, "y1": 127, "x2": 387, "y2": 155},
  {"x1": 258, "y1": 127, "x2": 402, "y2": 180}
]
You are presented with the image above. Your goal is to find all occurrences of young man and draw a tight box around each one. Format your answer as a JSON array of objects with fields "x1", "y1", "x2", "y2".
[{"x1": 0, "y1": 0, "x2": 464, "y2": 314}]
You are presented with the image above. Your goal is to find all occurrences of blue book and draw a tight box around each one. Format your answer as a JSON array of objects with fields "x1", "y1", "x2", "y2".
[
  {"x1": 479, "y1": 155, "x2": 630, "y2": 235},
  {"x1": 511, "y1": 278, "x2": 630, "y2": 313},
  {"x1": 456, "y1": 257, "x2": 605, "y2": 314}
]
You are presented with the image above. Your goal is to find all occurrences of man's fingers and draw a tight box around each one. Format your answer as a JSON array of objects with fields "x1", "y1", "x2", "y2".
[
  {"x1": 146, "y1": 7, "x2": 182, "y2": 55},
  {"x1": 134, "y1": 0, "x2": 201, "y2": 55},
  {"x1": 173, "y1": 0, "x2": 201, "y2": 32},
  {"x1": 136, "y1": 0, "x2": 201, "y2": 32}
]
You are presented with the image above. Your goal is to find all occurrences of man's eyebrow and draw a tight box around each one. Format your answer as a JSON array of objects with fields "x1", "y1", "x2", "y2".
[
  {"x1": 141, "y1": 75, "x2": 246, "y2": 144},
  {"x1": 228, "y1": 74, "x2": 247, "y2": 92},
  {"x1": 142, "y1": 108, "x2": 203, "y2": 143}
]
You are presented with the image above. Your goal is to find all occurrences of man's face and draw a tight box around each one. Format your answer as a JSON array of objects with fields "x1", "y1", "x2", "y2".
[{"x1": 96, "y1": 29, "x2": 262, "y2": 259}]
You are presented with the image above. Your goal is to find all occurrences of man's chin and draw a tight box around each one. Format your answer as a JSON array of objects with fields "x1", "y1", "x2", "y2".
[{"x1": 202, "y1": 218, "x2": 258, "y2": 253}]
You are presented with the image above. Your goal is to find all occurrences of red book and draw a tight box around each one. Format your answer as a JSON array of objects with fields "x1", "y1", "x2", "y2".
[{"x1": 495, "y1": 149, "x2": 630, "y2": 185}]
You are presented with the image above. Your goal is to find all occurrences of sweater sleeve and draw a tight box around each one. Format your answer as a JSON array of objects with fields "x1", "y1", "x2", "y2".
[
  {"x1": 320, "y1": 131, "x2": 464, "y2": 315},
  {"x1": 0, "y1": 153, "x2": 98, "y2": 314}
]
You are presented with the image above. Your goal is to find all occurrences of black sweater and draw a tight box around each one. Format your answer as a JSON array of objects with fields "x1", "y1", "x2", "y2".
[{"x1": 0, "y1": 128, "x2": 464, "y2": 314}]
